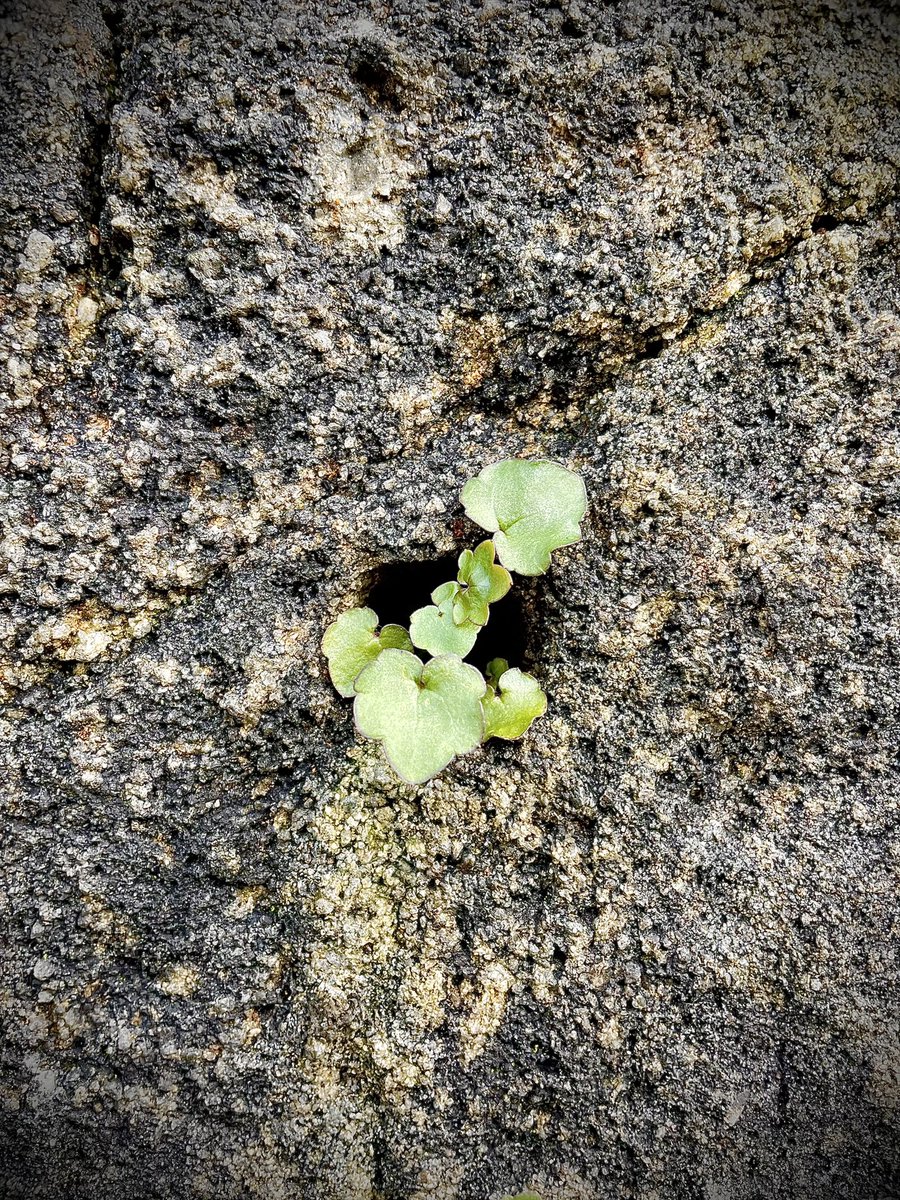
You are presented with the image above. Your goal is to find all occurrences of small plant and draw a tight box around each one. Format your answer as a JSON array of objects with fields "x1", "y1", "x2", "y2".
[
  {"x1": 322, "y1": 459, "x2": 587, "y2": 784},
  {"x1": 482, "y1": 657, "x2": 548, "y2": 741}
]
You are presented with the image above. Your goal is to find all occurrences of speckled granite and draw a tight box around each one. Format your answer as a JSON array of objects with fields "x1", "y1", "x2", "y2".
[{"x1": 1, "y1": 1, "x2": 899, "y2": 1197}]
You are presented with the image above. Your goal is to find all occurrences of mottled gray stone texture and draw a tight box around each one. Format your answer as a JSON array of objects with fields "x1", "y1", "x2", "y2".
[{"x1": 1, "y1": 0, "x2": 899, "y2": 1197}]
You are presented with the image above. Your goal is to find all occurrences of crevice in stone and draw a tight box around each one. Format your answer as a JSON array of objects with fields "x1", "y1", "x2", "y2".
[
  {"x1": 468, "y1": 587, "x2": 528, "y2": 672},
  {"x1": 350, "y1": 56, "x2": 405, "y2": 112},
  {"x1": 811, "y1": 212, "x2": 842, "y2": 234},
  {"x1": 85, "y1": 1, "x2": 124, "y2": 284},
  {"x1": 365, "y1": 555, "x2": 460, "y2": 630},
  {"x1": 454, "y1": 197, "x2": 896, "y2": 423},
  {"x1": 600, "y1": 202, "x2": 890, "y2": 380}
]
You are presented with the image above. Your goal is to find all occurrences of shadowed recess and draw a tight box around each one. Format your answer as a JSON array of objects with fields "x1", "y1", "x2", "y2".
[{"x1": 366, "y1": 557, "x2": 528, "y2": 672}]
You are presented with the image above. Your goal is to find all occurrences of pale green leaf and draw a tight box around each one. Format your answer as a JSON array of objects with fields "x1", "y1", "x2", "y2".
[
  {"x1": 379, "y1": 623, "x2": 414, "y2": 650},
  {"x1": 410, "y1": 603, "x2": 479, "y2": 657},
  {"x1": 353, "y1": 649, "x2": 486, "y2": 784},
  {"x1": 432, "y1": 580, "x2": 460, "y2": 609},
  {"x1": 461, "y1": 459, "x2": 587, "y2": 575},
  {"x1": 321, "y1": 607, "x2": 413, "y2": 698},
  {"x1": 453, "y1": 538, "x2": 512, "y2": 624},
  {"x1": 482, "y1": 666, "x2": 547, "y2": 741}
]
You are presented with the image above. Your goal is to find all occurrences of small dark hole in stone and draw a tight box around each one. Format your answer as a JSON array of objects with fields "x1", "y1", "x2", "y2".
[
  {"x1": 812, "y1": 212, "x2": 841, "y2": 233},
  {"x1": 366, "y1": 556, "x2": 528, "y2": 672},
  {"x1": 366, "y1": 555, "x2": 458, "y2": 628},
  {"x1": 350, "y1": 57, "x2": 402, "y2": 109},
  {"x1": 470, "y1": 589, "x2": 527, "y2": 672},
  {"x1": 638, "y1": 336, "x2": 666, "y2": 361}
]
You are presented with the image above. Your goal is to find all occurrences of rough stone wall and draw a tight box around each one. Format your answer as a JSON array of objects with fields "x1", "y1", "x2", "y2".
[{"x1": 1, "y1": 1, "x2": 899, "y2": 1197}]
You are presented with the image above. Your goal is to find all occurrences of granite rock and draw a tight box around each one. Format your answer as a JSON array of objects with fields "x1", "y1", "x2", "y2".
[{"x1": 1, "y1": 2, "x2": 899, "y2": 1198}]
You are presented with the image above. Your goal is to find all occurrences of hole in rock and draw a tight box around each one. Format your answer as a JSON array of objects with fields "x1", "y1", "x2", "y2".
[
  {"x1": 812, "y1": 212, "x2": 841, "y2": 233},
  {"x1": 350, "y1": 57, "x2": 402, "y2": 110},
  {"x1": 366, "y1": 554, "x2": 458, "y2": 628},
  {"x1": 468, "y1": 589, "x2": 528, "y2": 672},
  {"x1": 366, "y1": 556, "x2": 528, "y2": 673}
]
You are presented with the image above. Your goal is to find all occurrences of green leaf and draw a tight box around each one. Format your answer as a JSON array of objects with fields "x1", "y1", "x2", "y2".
[
  {"x1": 379, "y1": 623, "x2": 414, "y2": 650},
  {"x1": 410, "y1": 603, "x2": 479, "y2": 657},
  {"x1": 321, "y1": 607, "x2": 413, "y2": 698},
  {"x1": 453, "y1": 539, "x2": 512, "y2": 625},
  {"x1": 353, "y1": 649, "x2": 486, "y2": 784},
  {"x1": 432, "y1": 580, "x2": 460, "y2": 610},
  {"x1": 485, "y1": 657, "x2": 509, "y2": 689},
  {"x1": 423, "y1": 540, "x2": 512, "y2": 633},
  {"x1": 461, "y1": 459, "x2": 587, "y2": 576},
  {"x1": 482, "y1": 666, "x2": 547, "y2": 741}
]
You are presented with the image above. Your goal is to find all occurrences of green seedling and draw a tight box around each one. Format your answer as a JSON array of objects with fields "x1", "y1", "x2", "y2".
[
  {"x1": 409, "y1": 539, "x2": 511, "y2": 657},
  {"x1": 322, "y1": 459, "x2": 586, "y2": 784},
  {"x1": 482, "y1": 658, "x2": 548, "y2": 741},
  {"x1": 410, "y1": 601, "x2": 480, "y2": 658},
  {"x1": 462, "y1": 458, "x2": 588, "y2": 575},
  {"x1": 453, "y1": 539, "x2": 512, "y2": 625}
]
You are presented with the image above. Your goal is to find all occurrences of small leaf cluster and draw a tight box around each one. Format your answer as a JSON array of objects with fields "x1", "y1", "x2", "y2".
[
  {"x1": 409, "y1": 538, "x2": 510, "y2": 658},
  {"x1": 322, "y1": 459, "x2": 587, "y2": 785}
]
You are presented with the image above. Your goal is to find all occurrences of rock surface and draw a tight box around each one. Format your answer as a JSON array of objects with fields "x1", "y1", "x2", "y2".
[{"x1": 1, "y1": 1, "x2": 899, "y2": 1197}]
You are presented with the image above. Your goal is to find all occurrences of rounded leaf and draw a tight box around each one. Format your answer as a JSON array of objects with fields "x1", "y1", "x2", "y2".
[
  {"x1": 322, "y1": 607, "x2": 412, "y2": 697},
  {"x1": 322, "y1": 607, "x2": 380, "y2": 698},
  {"x1": 461, "y1": 459, "x2": 587, "y2": 576},
  {"x1": 432, "y1": 580, "x2": 461, "y2": 609},
  {"x1": 482, "y1": 666, "x2": 547, "y2": 741},
  {"x1": 459, "y1": 539, "x2": 512, "y2": 601},
  {"x1": 354, "y1": 649, "x2": 486, "y2": 784},
  {"x1": 379, "y1": 623, "x2": 414, "y2": 650},
  {"x1": 485, "y1": 657, "x2": 510, "y2": 690},
  {"x1": 410, "y1": 604, "x2": 479, "y2": 657},
  {"x1": 454, "y1": 539, "x2": 512, "y2": 625}
]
